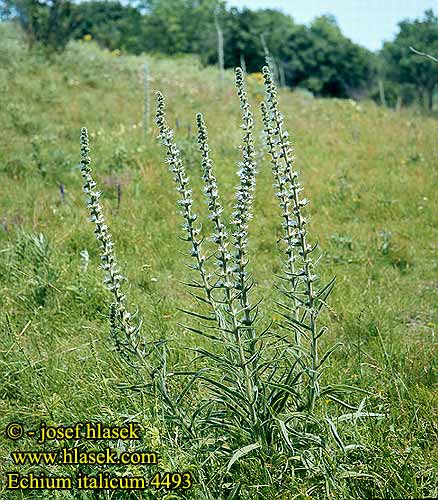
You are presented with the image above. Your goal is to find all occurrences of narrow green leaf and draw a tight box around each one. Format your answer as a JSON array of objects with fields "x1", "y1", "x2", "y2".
[
  {"x1": 318, "y1": 342, "x2": 343, "y2": 368},
  {"x1": 326, "y1": 416, "x2": 345, "y2": 452},
  {"x1": 181, "y1": 324, "x2": 221, "y2": 342},
  {"x1": 277, "y1": 419, "x2": 294, "y2": 450},
  {"x1": 324, "y1": 394, "x2": 357, "y2": 410},
  {"x1": 195, "y1": 348, "x2": 240, "y2": 370},
  {"x1": 316, "y1": 276, "x2": 336, "y2": 300},
  {"x1": 178, "y1": 308, "x2": 216, "y2": 321},
  {"x1": 226, "y1": 443, "x2": 261, "y2": 473},
  {"x1": 199, "y1": 375, "x2": 250, "y2": 409},
  {"x1": 176, "y1": 368, "x2": 209, "y2": 405},
  {"x1": 337, "y1": 412, "x2": 385, "y2": 422},
  {"x1": 266, "y1": 380, "x2": 301, "y2": 401},
  {"x1": 321, "y1": 384, "x2": 374, "y2": 396}
]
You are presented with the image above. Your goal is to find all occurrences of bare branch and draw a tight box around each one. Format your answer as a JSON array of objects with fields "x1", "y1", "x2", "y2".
[{"x1": 409, "y1": 46, "x2": 438, "y2": 63}]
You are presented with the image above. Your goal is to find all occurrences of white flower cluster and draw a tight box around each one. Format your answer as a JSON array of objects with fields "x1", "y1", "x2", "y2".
[
  {"x1": 262, "y1": 67, "x2": 318, "y2": 317},
  {"x1": 232, "y1": 68, "x2": 257, "y2": 321},
  {"x1": 156, "y1": 93, "x2": 214, "y2": 304},
  {"x1": 196, "y1": 112, "x2": 233, "y2": 290},
  {"x1": 262, "y1": 66, "x2": 336, "y2": 412},
  {"x1": 79, "y1": 128, "x2": 141, "y2": 362}
]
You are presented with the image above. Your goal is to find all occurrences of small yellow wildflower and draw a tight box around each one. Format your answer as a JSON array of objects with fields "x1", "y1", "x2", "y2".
[
  {"x1": 83, "y1": 34, "x2": 92, "y2": 42},
  {"x1": 248, "y1": 72, "x2": 264, "y2": 85}
]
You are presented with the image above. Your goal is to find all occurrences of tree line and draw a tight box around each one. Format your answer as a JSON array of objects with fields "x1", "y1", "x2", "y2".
[{"x1": 1, "y1": 0, "x2": 436, "y2": 110}]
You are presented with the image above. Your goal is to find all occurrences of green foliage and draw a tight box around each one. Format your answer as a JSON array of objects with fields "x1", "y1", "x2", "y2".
[
  {"x1": 2, "y1": 0, "x2": 376, "y2": 99},
  {"x1": 207, "y1": 8, "x2": 375, "y2": 98},
  {"x1": 13, "y1": 231, "x2": 58, "y2": 309},
  {"x1": 3, "y1": 1, "x2": 436, "y2": 107},
  {"x1": 71, "y1": 0, "x2": 145, "y2": 54},
  {"x1": 382, "y1": 9, "x2": 438, "y2": 110},
  {"x1": 297, "y1": 16, "x2": 375, "y2": 98},
  {"x1": 141, "y1": 0, "x2": 223, "y2": 63},
  {"x1": 223, "y1": 8, "x2": 295, "y2": 72},
  {"x1": 2, "y1": 0, "x2": 75, "y2": 50}
]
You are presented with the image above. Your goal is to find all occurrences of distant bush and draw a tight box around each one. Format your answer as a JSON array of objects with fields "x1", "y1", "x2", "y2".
[{"x1": 1, "y1": 0, "x2": 75, "y2": 51}]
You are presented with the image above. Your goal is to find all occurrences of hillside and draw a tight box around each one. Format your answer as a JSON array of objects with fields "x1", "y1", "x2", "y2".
[{"x1": 0, "y1": 23, "x2": 437, "y2": 500}]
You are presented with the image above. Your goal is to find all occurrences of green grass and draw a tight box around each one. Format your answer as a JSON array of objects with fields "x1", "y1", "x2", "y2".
[{"x1": 0, "y1": 23, "x2": 437, "y2": 499}]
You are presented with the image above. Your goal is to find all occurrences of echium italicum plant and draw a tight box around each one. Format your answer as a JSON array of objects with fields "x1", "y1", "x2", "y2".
[
  {"x1": 155, "y1": 66, "x2": 380, "y2": 482},
  {"x1": 155, "y1": 70, "x2": 264, "y2": 445},
  {"x1": 79, "y1": 128, "x2": 195, "y2": 433},
  {"x1": 80, "y1": 65, "x2": 380, "y2": 495},
  {"x1": 79, "y1": 129, "x2": 157, "y2": 377},
  {"x1": 157, "y1": 67, "x2": 380, "y2": 464}
]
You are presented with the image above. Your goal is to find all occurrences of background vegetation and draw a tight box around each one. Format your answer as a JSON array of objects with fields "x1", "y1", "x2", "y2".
[
  {"x1": 0, "y1": 0, "x2": 437, "y2": 109},
  {"x1": 0, "y1": 7, "x2": 437, "y2": 499}
]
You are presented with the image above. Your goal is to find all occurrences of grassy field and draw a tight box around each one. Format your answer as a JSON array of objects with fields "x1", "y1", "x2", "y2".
[{"x1": 0, "y1": 23, "x2": 437, "y2": 499}]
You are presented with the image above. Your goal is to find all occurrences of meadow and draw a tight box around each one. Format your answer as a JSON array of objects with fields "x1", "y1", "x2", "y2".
[{"x1": 0, "y1": 22, "x2": 437, "y2": 499}]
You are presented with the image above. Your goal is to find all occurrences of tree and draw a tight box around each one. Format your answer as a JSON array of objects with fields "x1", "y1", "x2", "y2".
[
  {"x1": 281, "y1": 15, "x2": 374, "y2": 98},
  {"x1": 382, "y1": 9, "x2": 438, "y2": 111},
  {"x1": 70, "y1": 1, "x2": 145, "y2": 54},
  {"x1": 2, "y1": 0, "x2": 74, "y2": 50},
  {"x1": 140, "y1": 0, "x2": 224, "y2": 63},
  {"x1": 313, "y1": 16, "x2": 374, "y2": 97},
  {"x1": 224, "y1": 8, "x2": 296, "y2": 73}
]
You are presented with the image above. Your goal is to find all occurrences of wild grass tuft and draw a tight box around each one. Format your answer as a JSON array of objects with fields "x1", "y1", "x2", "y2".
[{"x1": 143, "y1": 62, "x2": 150, "y2": 135}]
